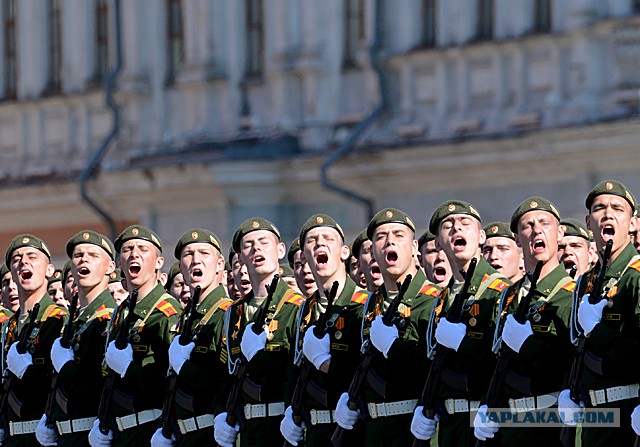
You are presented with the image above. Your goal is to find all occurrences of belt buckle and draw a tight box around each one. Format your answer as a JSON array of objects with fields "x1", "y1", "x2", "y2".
[
  {"x1": 178, "y1": 419, "x2": 188, "y2": 435},
  {"x1": 444, "y1": 399, "x2": 454, "y2": 415},
  {"x1": 309, "y1": 409, "x2": 318, "y2": 425},
  {"x1": 368, "y1": 403, "x2": 378, "y2": 419}
]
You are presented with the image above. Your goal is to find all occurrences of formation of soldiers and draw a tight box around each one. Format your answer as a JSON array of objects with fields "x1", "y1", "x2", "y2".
[{"x1": 0, "y1": 179, "x2": 638, "y2": 446}]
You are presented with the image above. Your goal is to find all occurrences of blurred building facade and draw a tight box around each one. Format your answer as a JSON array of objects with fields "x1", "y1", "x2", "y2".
[{"x1": 0, "y1": 0, "x2": 640, "y2": 263}]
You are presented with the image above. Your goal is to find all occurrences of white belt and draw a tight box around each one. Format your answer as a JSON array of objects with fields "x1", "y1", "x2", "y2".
[
  {"x1": 589, "y1": 384, "x2": 639, "y2": 407},
  {"x1": 243, "y1": 402, "x2": 285, "y2": 420},
  {"x1": 444, "y1": 398, "x2": 481, "y2": 414},
  {"x1": 115, "y1": 409, "x2": 162, "y2": 431},
  {"x1": 9, "y1": 419, "x2": 39, "y2": 435},
  {"x1": 508, "y1": 392, "x2": 559, "y2": 413},
  {"x1": 177, "y1": 414, "x2": 215, "y2": 434},
  {"x1": 309, "y1": 409, "x2": 335, "y2": 425},
  {"x1": 367, "y1": 399, "x2": 418, "y2": 419},
  {"x1": 56, "y1": 416, "x2": 96, "y2": 434}
]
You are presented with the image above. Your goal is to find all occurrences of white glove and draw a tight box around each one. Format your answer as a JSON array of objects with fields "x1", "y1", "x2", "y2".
[
  {"x1": 334, "y1": 392, "x2": 360, "y2": 430},
  {"x1": 168, "y1": 338, "x2": 195, "y2": 374},
  {"x1": 370, "y1": 315, "x2": 399, "y2": 358},
  {"x1": 105, "y1": 341, "x2": 133, "y2": 378},
  {"x1": 501, "y1": 315, "x2": 533, "y2": 353},
  {"x1": 632, "y1": 404, "x2": 640, "y2": 436},
  {"x1": 7, "y1": 342, "x2": 33, "y2": 379},
  {"x1": 51, "y1": 337, "x2": 75, "y2": 373},
  {"x1": 88, "y1": 419, "x2": 113, "y2": 447},
  {"x1": 35, "y1": 414, "x2": 58, "y2": 446},
  {"x1": 302, "y1": 326, "x2": 331, "y2": 370},
  {"x1": 240, "y1": 323, "x2": 267, "y2": 362},
  {"x1": 410, "y1": 406, "x2": 437, "y2": 440},
  {"x1": 558, "y1": 389, "x2": 584, "y2": 426},
  {"x1": 150, "y1": 428, "x2": 175, "y2": 447},
  {"x1": 474, "y1": 405, "x2": 499, "y2": 441},
  {"x1": 435, "y1": 318, "x2": 466, "y2": 351},
  {"x1": 214, "y1": 413, "x2": 239, "y2": 447},
  {"x1": 280, "y1": 406, "x2": 305, "y2": 446},
  {"x1": 577, "y1": 294, "x2": 607, "y2": 335}
]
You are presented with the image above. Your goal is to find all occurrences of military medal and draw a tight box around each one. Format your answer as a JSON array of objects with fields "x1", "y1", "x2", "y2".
[
  {"x1": 468, "y1": 317, "x2": 477, "y2": 327},
  {"x1": 334, "y1": 330, "x2": 342, "y2": 340},
  {"x1": 532, "y1": 313, "x2": 541, "y2": 322},
  {"x1": 132, "y1": 334, "x2": 140, "y2": 342},
  {"x1": 29, "y1": 345, "x2": 35, "y2": 354},
  {"x1": 468, "y1": 303, "x2": 480, "y2": 327},
  {"x1": 606, "y1": 299, "x2": 613, "y2": 308},
  {"x1": 266, "y1": 332, "x2": 274, "y2": 341}
]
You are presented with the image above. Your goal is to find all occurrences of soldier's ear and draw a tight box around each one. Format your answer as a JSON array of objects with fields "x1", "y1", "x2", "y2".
[
  {"x1": 478, "y1": 228, "x2": 486, "y2": 246},
  {"x1": 155, "y1": 256, "x2": 165, "y2": 271},
  {"x1": 45, "y1": 263, "x2": 55, "y2": 279},
  {"x1": 277, "y1": 242, "x2": 286, "y2": 261},
  {"x1": 106, "y1": 260, "x2": 116, "y2": 276},
  {"x1": 340, "y1": 244, "x2": 351, "y2": 263},
  {"x1": 514, "y1": 234, "x2": 522, "y2": 248},
  {"x1": 630, "y1": 214, "x2": 639, "y2": 234}
]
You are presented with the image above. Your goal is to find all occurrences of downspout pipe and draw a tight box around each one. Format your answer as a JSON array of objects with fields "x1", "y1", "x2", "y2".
[
  {"x1": 79, "y1": 0, "x2": 122, "y2": 240},
  {"x1": 320, "y1": 0, "x2": 388, "y2": 221}
]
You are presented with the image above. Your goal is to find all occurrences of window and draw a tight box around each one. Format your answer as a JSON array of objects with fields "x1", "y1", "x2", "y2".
[
  {"x1": 3, "y1": 0, "x2": 16, "y2": 98},
  {"x1": 421, "y1": 0, "x2": 437, "y2": 47},
  {"x1": 245, "y1": 0, "x2": 264, "y2": 77},
  {"x1": 533, "y1": 0, "x2": 551, "y2": 33},
  {"x1": 475, "y1": 0, "x2": 493, "y2": 41},
  {"x1": 94, "y1": 0, "x2": 109, "y2": 82},
  {"x1": 167, "y1": 0, "x2": 184, "y2": 82},
  {"x1": 343, "y1": 0, "x2": 365, "y2": 67},
  {"x1": 46, "y1": 0, "x2": 62, "y2": 92}
]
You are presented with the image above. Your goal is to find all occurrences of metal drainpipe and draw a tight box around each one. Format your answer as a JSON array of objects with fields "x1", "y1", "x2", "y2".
[
  {"x1": 79, "y1": 0, "x2": 122, "y2": 240},
  {"x1": 320, "y1": 0, "x2": 387, "y2": 221}
]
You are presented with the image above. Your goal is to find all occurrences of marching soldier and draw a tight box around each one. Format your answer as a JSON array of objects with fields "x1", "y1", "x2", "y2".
[
  {"x1": 166, "y1": 261, "x2": 190, "y2": 308},
  {"x1": 411, "y1": 201, "x2": 510, "y2": 446},
  {"x1": 352, "y1": 230, "x2": 384, "y2": 293},
  {"x1": 559, "y1": 180, "x2": 640, "y2": 445},
  {"x1": 288, "y1": 238, "x2": 317, "y2": 298},
  {"x1": 151, "y1": 229, "x2": 233, "y2": 447},
  {"x1": 481, "y1": 222, "x2": 525, "y2": 283},
  {"x1": 335, "y1": 208, "x2": 441, "y2": 446},
  {"x1": 107, "y1": 269, "x2": 128, "y2": 306},
  {"x1": 88, "y1": 225, "x2": 180, "y2": 446},
  {"x1": 0, "y1": 264, "x2": 17, "y2": 314},
  {"x1": 2, "y1": 234, "x2": 68, "y2": 447},
  {"x1": 230, "y1": 248, "x2": 252, "y2": 300},
  {"x1": 474, "y1": 198, "x2": 574, "y2": 445},
  {"x1": 348, "y1": 231, "x2": 368, "y2": 289},
  {"x1": 558, "y1": 218, "x2": 597, "y2": 277},
  {"x1": 35, "y1": 230, "x2": 118, "y2": 447},
  {"x1": 280, "y1": 214, "x2": 368, "y2": 446},
  {"x1": 47, "y1": 269, "x2": 66, "y2": 308},
  {"x1": 418, "y1": 229, "x2": 453, "y2": 288},
  {"x1": 214, "y1": 218, "x2": 305, "y2": 447}
]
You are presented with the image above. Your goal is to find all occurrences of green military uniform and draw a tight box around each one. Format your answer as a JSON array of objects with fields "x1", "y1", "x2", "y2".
[
  {"x1": 361, "y1": 268, "x2": 440, "y2": 447},
  {"x1": 106, "y1": 282, "x2": 180, "y2": 446},
  {"x1": 54, "y1": 289, "x2": 116, "y2": 447},
  {"x1": 224, "y1": 278, "x2": 305, "y2": 447},
  {"x1": 292, "y1": 275, "x2": 368, "y2": 446},
  {"x1": 4, "y1": 294, "x2": 68, "y2": 447},
  {"x1": 436, "y1": 257, "x2": 510, "y2": 447},
  {"x1": 577, "y1": 242, "x2": 640, "y2": 446},
  {"x1": 172, "y1": 284, "x2": 232, "y2": 446},
  {"x1": 494, "y1": 264, "x2": 574, "y2": 446}
]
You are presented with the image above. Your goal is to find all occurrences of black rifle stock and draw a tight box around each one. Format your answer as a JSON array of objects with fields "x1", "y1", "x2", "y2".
[
  {"x1": 97, "y1": 289, "x2": 138, "y2": 435},
  {"x1": 44, "y1": 292, "x2": 79, "y2": 428},
  {"x1": 331, "y1": 274, "x2": 412, "y2": 447},
  {"x1": 284, "y1": 281, "x2": 338, "y2": 447},
  {"x1": 474, "y1": 261, "x2": 543, "y2": 447},
  {"x1": 161, "y1": 285, "x2": 201, "y2": 439},
  {"x1": 224, "y1": 274, "x2": 279, "y2": 431},
  {"x1": 560, "y1": 239, "x2": 613, "y2": 447},
  {"x1": 412, "y1": 257, "x2": 478, "y2": 447}
]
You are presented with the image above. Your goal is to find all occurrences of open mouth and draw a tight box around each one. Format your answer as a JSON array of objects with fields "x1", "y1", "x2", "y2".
[
  {"x1": 453, "y1": 236, "x2": 467, "y2": 251},
  {"x1": 20, "y1": 271, "x2": 33, "y2": 280},
  {"x1": 192, "y1": 268, "x2": 203, "y2": 279},
  {"x1": 386, "y1": 251, "x2": 398, "y2": 265},
  {"x1": 370, "y1": 264, "x2": 382, "y2": 278},
  {"x1": 490, "y1": 262, "x2": 502, "y2": 270},
  {"x1": 533, "y1": 239, "x2": 546, "y2": 252},
  {"x1": 563, "y1": 260, "x2": 576, "y2": 271},
  {"x1": 602, "y1": 225, "x2": 615, "y2": 240},
  {"x1": 78, "y1": 267, "x2": 91, "y2": 276},
  {"x1": 315, "y1": 253, "x2": 329, "y2": 266},
  {"x1": 128, "y1": 263, "x2": 141, "y2": 276},
  {"x1": 434, "y1": 266, "x2": 448, "y2": 281}
]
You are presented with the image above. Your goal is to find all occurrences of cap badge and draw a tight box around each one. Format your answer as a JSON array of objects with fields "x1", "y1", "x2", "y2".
[
  {"x1": 386, "y1": 210, "x2": 393, "y2": 218},
  {"x1": 252, "y1": 221, "x2": 260, "y2": 228},
  {"x1": 491, "y1": 225, "x2": 498, "y2": 234},
  {"x1": 447, "y1": 204, "x2": 456, "y2": 212},
  {"x1": 110, "y1": 272, "x2": 116, "y2": 280},
  {"x1": 21, "y1": 237, "x2": 29, "y2": 244},
  {"x1": 606, "y1": 182, "x2": 613, "y2": 190},
  {"x1": 132, "y1": 228, "x2": 139, "y2": 236},
  {"x1": 82, "y1": 232, "x2": 90, "y2": 240},
  {"x1": 191, "y1": 231, "x2": 199, "y2": 240},
  {"x1": 316, "y1": 216, "x2": 324, "y2": 224},
  {"x1": 530, "y1": 200, "x2": 538, "y2": 208},
  {"x1": 561, "y1": 225, "x2": 567, "y2": 232}
]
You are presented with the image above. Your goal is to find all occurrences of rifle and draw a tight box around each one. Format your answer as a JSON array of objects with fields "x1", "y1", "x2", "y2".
[
  {"x1": 44, "y1": 292, "x2": 79, "y2": 428},
  {"x1": 560, "y1": 239, "x2": 613, "y2": 447},
  {"x1": 331, "y1": 274, "x2": 412, "y2": 447},
  {"x1": 284, "y1": 281, "x2": 338, "y2": 447},
  {"x1": 412, "y1": 257, "x2": 478, "y2": 447},
  {"x1": 160, "y1": 285, "x2": 201, "y2": 439},
  {"x1": 224, "y1": 274, "x2": 280, "y2": 430},
  {"x1": 474, "y1": 261, "x2": 543, "y2": 447},
  {"x1": 0, "y1": 302, "x2": 40, "y2": 422},
  {"x1": 97, "y1": 289, "x2": 138, "y2": 435}
]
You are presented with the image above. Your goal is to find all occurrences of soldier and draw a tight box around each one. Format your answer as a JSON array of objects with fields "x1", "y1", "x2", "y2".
[
  {"x1": 107, "y1": 268, "x2": 128, "y2": 306},
  {"x1": 279, "y1": 263, "x2": 301, "y2": 295},
  {"x1": 166, "y1": 261, "x2": 190, "y2": 308},
  {"x1": 230, "y1": 248, "x2": 252, "y2": 300},
  {"x1": 280, "y1": 214, "x2": 368, "y2": 446},
  {"x1": 88, "y1": 225, "x2": 181, "y2": 446},
  {"x1": 473, "y1": 198, "x2": 575, "y2": 445},
  {"x1": 2, "y1": 234, "x2": 68, "y2": 446},
  {"x1": 288, "y1": 238, "x2": 317, "y2": 298},
  {"x1": 0, "y1": 263, "x2": 18, "y2": 314},
  {"x1": 151, "y1": 229, "x2": 233, "y2": 447},
  {"x1": 559, "y1": 180, "x2": 640, "y2": 446},
  {"x1": 348, "y1": 231, "x2": 368, "y2": 289},
  {"x1": 47, "y1": 269, "x2": 65, "y2": 307},
  {"x1": 214, "y1": 218, "x2": 305, "y2": 447},
  {"x1": 481, "y1": 222, "x2": 525, "y2": 283},
  {"x1": 352, "y1": 230, "x2": 383, "y2": 293},
  {"x1": 335, "y1": 208, "x2": 441, "y2": 446},
  {"x1": 558, "y1": 218, "x2": 597, "y2": 277},
  {"x1": 411, "y1": 201, "x2": 510, "y2": 446},
  {"x1": 35, "y1": 230, "x2": 118, "y2": 447},
  {"x1": 417, "y1": 229, "x2": 453, "y2": 288}
]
